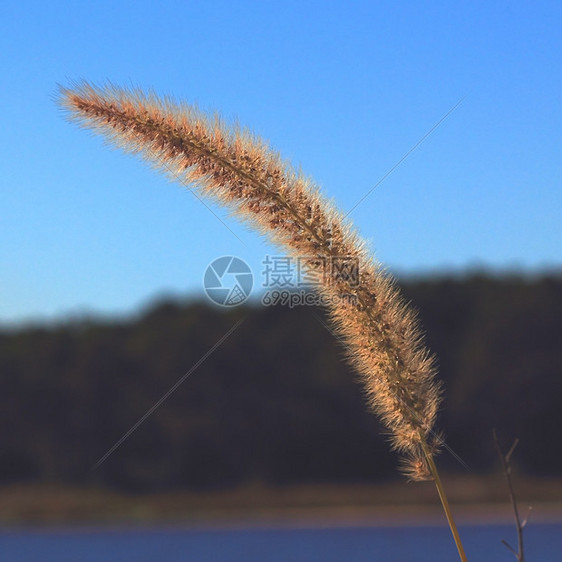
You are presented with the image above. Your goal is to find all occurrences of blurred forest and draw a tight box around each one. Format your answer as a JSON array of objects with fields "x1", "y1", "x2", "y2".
[{"x1": 1, "y1": 273, "x2": 561, "y2": 493}]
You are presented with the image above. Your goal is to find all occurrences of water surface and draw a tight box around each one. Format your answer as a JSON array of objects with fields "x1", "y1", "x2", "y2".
[{"x1": 1, "y1": 522, "x2": 560, "y2": 561}]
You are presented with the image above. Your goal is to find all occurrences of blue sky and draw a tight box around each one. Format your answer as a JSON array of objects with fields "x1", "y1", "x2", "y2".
[{"x1": 1, "y1": 1, "x2": 561, "y2": 324}]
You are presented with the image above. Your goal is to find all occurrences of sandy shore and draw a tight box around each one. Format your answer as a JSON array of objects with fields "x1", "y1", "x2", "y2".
[{"x1": 1, "y1": 479, "x2": 561, "y2": 527}]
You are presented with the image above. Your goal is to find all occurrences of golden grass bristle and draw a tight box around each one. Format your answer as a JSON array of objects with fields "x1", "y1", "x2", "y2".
[{"x1": 58, "y1": 81, "x2": 443, "y2": 480}]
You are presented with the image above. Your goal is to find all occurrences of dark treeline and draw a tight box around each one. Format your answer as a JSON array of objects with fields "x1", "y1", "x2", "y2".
[{"x1": 1, "y1": 273, "x2": 561, "y2": 491}]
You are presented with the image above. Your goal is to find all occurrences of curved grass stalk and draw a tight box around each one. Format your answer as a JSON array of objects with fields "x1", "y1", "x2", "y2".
[
  {"x1": 421, "y1": 435, "x2": 468, "y2": 562},
  {"x1": 58, "y1": 81, "x2": 467, "y2": 559}
]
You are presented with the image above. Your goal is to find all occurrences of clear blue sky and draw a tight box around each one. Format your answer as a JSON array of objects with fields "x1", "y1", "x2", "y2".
[{"x1": 1, "y1": 1, "x2": 561, "y2": 325}]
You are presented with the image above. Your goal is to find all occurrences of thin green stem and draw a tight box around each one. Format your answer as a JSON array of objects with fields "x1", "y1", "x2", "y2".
[{"x1": 420, "y1": 435, "x2": 468, "y2": 562}]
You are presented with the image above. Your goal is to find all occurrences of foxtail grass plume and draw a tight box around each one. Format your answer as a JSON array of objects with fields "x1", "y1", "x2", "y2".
[{"x1": 58, "y1": 82, "x2": 443, "y2": 481}]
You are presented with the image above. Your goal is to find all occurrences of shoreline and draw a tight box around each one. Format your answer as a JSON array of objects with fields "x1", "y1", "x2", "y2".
[
  {"x1": 2, "y1": 504, "x2": 561, "y2": 531},
  {"x1": 1, "y1": 480, "x2": 561, "y2": 528}
]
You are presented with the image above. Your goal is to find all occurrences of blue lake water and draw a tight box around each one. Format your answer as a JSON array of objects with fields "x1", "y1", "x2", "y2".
[{"x1": 1, "y1": 523, "x2": 560, "y2": 561}]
